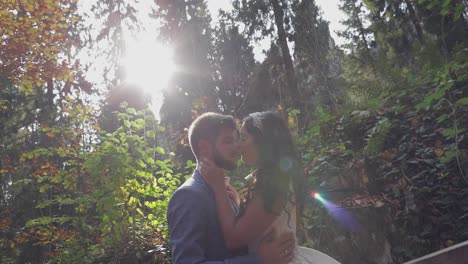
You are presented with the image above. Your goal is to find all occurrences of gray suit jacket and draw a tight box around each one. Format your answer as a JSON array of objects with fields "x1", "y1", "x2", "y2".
[{"x1": 167, "y1": 169, "x2": 260, "y2": 263}]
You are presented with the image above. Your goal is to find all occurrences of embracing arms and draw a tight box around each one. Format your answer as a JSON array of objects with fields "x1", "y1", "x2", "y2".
[
  {"x1": 167, "y1": 188, "x2": 261, "y2": 264},
  {"x1": 211, "y1": 185, "x2": 285, "y2": 250},
  {"x1": 200, "y1": 160, "x2": 287, "y2": 250}
]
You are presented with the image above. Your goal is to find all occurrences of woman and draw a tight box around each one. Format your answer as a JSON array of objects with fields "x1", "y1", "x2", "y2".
[{"x1": 202, "y1": 111, "x2": 340, "y2": 264}]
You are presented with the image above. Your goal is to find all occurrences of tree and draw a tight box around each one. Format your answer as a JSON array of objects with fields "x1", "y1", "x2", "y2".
[
  {"x1": 211, "y1": 14, "x2": 258, "y2": 116},
  {"x1": 0, "y1": 0, "x2": 81, "y2": 94},
  {"x1": 91, "y1": 0, "x2": 139, "y2": 88},
  {"x1": 292, "y1": 0, "x2": 343, "y2": 116},
  {"x1": 232, "y1": 0, "x2": 302, "y2": 112},
  {"x1": 411, "y1": 0, "x2": 467, "y2": 55},
  {"x1": 338, "y1": 0, "x2": 375, "y2": 67},
  {"x1": 243, "y1": 43, "x2": 288, "y2": 113},
  {"x1": 154, "y1": 0, "x2": 219, "y2": 162},
  {"x1": 155, "y1": 0, "x2": 217, "y2": 124},
  {"x1": 0, "y1": 0, "x2": 93, "y2": 262},
  {"x1": 89, "y1": 0, "x2": 148, "y2": 132}
]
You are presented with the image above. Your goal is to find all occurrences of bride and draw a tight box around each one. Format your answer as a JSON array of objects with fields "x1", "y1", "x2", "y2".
[{"x1": 201, "y1": 111, "x2": 341, "y2": 264}]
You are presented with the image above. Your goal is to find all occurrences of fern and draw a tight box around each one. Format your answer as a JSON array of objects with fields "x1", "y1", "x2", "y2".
[{"x1": 365, "y1": 117, "x2": 391, "y2": 157}]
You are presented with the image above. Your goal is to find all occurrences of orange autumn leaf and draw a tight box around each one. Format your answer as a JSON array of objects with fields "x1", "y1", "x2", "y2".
[{"x1": 0, "y1": 0, "x2": 81, "y2": 93}]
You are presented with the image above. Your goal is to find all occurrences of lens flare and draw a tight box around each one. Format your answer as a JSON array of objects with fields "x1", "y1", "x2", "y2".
[
  {"x1": 310, "y1": 189, "x2": 363, "y2": 233},
  {"x1": 314, "y1": 192, "x2": 321, "y2": 199},
  {"x1": 311, "y1": 191, "x2": 322, "y2": 200}
]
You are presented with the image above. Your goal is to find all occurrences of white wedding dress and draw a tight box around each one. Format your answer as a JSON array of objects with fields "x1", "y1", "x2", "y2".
[{"x1": 247, "y1": 198, "x2": 341, "y2": 264}]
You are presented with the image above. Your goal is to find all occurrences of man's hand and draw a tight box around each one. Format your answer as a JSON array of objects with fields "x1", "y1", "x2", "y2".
[{"x1": 258, "y1": 231, "x2": 296, "y2": 264}]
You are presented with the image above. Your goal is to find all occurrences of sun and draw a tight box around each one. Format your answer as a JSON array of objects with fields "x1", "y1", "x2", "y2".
[{"x1": 121, "y1": 35, "x2": 175, "y2": 117}]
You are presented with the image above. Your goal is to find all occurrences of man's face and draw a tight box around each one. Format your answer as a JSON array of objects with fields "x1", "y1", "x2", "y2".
[{"x1": 212, "y1": 126, "x2": 239, "y2": 171}]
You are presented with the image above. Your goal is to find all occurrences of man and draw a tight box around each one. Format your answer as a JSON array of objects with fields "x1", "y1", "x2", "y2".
[{"x1": 167, "y1": 113, "x2": 295, "y2": 263}]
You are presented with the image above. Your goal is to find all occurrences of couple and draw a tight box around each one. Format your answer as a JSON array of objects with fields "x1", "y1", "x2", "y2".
[{"x1": 167, "y1": 111, "x2": 340, "y2": 263}]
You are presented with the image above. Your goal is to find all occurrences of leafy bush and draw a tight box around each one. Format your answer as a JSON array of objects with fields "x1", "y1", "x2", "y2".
[{"x1": 1, "y1": 103, "x2": 190, "y2": 263}]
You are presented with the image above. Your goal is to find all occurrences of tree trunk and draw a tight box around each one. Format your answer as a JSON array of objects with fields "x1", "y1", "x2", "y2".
[
  {"x1": 404, "y1": 0, "x2": 424, "y2": 42},
  {"x1": 270, "y1": 0, "x2": 300, "y2": 106},
  {"x1": 271, "y1": 0, "x2": 306, "y2": 132},
  {"x1": 356, "y1": 2, "x2": 377, "y2": 73}
]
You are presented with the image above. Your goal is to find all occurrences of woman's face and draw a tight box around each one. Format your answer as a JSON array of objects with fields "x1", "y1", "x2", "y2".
[{"x1": 239, "y1": 125, "x2": 258, "y2": 166}]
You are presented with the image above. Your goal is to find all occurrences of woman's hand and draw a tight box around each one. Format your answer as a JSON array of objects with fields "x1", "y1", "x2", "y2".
[
  {"x1": 199, "y1": 158, "x2": 225, "y2": 189},
  {"x1": 226, "y1": 183, "x2": 240, "y2": 207}
]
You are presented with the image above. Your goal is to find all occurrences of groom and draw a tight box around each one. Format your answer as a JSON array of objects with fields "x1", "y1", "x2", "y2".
[{"x1": 167, "y1": 112, "x2": 295, "y2": 263}]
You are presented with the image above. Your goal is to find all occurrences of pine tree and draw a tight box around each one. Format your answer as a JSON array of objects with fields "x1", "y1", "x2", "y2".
[
  {"x1": 212, "y1": 14, "x2": 258, "y2": 116},
  {"x1": 293, "y1": 0, "x2": 343, "y2": 114},
  {"x1": 338, "y1": 0, "x2": 375, "y2": 66},
  {"x1": 231, "y1": 0, "x2": 302, "y2": 111},
  {"x1": 155, "y1": 0, "x2": 216, "y2": 128}
]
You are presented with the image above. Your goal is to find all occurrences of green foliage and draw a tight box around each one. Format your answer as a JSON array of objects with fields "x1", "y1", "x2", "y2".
[
  {"x1": 416, "y1": 56, "x2": 468, "y2": 111},
  {"x1": 364, "y1": 117, "x2": 391, "y2": 157},
  {"x1": 298, "y1": 107, "x2": 339, "y2": 160},
  {"x1": 419, "y1": 0, "x2": 465, "y2": 19},
  {"x1": 2, "y1": 103, "x2": 187, "y2": 263},
  {"x1": 300, "y1": 46, "x2": 468, "y2": 262},
  {"x1": 70, "y1": 105, "x2": 186, "y2": 262}
]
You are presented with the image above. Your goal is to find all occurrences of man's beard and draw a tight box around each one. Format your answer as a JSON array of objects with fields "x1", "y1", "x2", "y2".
[{"x1": 213, "y1": 147, "x2": 237, "y2": 171}]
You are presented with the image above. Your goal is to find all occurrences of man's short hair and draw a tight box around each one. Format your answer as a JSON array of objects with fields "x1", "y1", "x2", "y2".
[{"x1": 188, "y1": 112, "x2": 236, "y2": 160}]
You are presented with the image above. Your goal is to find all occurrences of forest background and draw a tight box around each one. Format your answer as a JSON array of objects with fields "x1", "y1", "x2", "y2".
[{"x1": 0, "y1": 0, "x2": 467, "y2": 263}]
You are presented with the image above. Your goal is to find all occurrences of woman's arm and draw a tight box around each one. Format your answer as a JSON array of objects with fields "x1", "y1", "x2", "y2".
[
  {"x1": 200, "y1": 159, "x2": 286, "y2": 250},
  {"x1": 211, "y1": 183, "x2": 285, "y2": 250}
]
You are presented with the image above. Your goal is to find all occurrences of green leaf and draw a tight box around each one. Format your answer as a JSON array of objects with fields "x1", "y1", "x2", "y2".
[
  {"x1": 441, "y1": 6, "x2": 450, "y2": 16},
  {"x1": 427, "y1": 1, "x2": 439, "y2": 9},
  {"x1": 126, "y1": 108, "x2": 136, "y2": 115},
  {"x1": 456, "y1": 97, "x2": 468, "y2": 105},
  {"x1": 26, "y1": 216, "x2": 72, "y2": 227},
  {"x1": 146, "y1": 157, "x2": 155, "y2": 165},
  {"x1": 145, "y1": 201, "x2": 157, "y2": 209},
  {"x1": 156, "y1": 147, "x2": 165, "y2": 154},
  {"x1": 135, "y1": 118, "x2": 145, "y2": 126},
  {"x1": 157, "y1": 177, "x2": 167, "y2": 185},
  {"x1": 444, "y1": 127, "x2": 466, "y2": 139},
  {"x1": 146, "y1": 130, "x2": 156, "y2": 138},
  {"x1": 39, "y1": 184, "x2": 51, "y2": 193},
  {"x1": 136, "y1": 208, "x2": 144, "y2": 216},
  {"x1": 454, "y1": 3, "x2": 464, "y2": 19},
  {"x1": 103, "y1": 214, "x2": 110, "y2": 223},
  {"x1": 436, "y1": 114, "x2": 448, "y2": 124},
  {"x1": 137, "y1": 159, "x2": 147, "y2": 169},
  {"x1": 185, "y1": 160, "x2": 195, "y2": 169},
  {"x1": 156, "y1": 160, "x2": 167, "y2": 169}
]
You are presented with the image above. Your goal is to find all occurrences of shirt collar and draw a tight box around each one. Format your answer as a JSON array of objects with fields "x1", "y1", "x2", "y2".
[{"x1": 193, "y1": 168, "x2": 214, "y2": 194}]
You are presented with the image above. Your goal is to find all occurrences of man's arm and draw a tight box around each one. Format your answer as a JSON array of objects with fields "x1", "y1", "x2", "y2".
[{"x1": 167, "y1": 188, "x2": 261, "y2": 264}]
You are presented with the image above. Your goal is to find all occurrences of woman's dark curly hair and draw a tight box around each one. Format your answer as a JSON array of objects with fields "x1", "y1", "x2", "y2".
[{"x1": 239, "y1": 111, "x2": 306, "y2": 217}]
